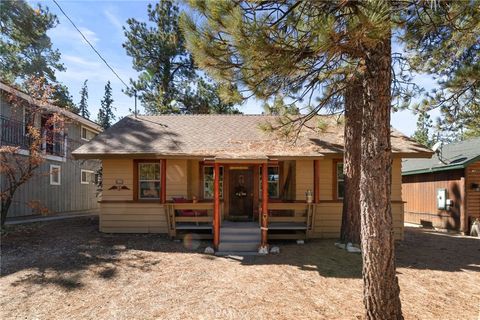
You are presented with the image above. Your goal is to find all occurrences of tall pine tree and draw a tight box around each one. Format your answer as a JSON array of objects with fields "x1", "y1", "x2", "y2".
[
  {"x1": 123, "y1": 0, "x2": 239, "y2": 115},
  {"x1": 0, "y1": 0, "x2": 76, "y2": 111},
  {"x1": 78, "y1": 79, "x2": 90, "y2": 119},
  {"x1": 97, "y1": 81, "x2": 115, "y2": 129},
  {"x1": 183, "y1": 1, "x2": 479, "y2": 318}
]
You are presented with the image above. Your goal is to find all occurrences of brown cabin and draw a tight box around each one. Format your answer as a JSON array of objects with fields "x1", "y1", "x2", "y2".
[
  {"x1": 402, "y1": 138, "x2": 480, "y2": 233},
  {"x1": 73, "y1": 115, "x2": 431, "y2": 253}
]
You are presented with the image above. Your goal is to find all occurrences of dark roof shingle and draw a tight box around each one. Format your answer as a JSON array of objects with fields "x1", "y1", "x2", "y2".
[
  {"x1": 73, "y1": 114, "x2": 432, "y2": 159},
  {"x1": 402, "y1": 137, "x2": 480, "y2": 175}
]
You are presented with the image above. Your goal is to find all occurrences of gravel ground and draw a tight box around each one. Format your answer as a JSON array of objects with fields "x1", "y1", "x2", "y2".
[{"x1": 1, "y1": 217, "x2": 479, "y2": 320}]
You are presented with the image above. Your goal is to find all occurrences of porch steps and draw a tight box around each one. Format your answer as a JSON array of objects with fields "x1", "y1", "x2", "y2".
[{"x1": 217, "y1": 222, "x2": 261, "y2": 253}]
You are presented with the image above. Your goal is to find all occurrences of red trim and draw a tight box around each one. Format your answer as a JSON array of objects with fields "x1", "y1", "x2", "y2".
[
  {"x1": 213, "y1": 163, "x2": 221, "y2": 249},
  {"x1": 261, "y1": 163, "x2": 268, "y2": 247}
]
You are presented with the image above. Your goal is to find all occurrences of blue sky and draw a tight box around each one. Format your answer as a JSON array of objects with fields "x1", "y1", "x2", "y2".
[{"x1": 33, "y1": 0, "x2": 438, "y2": 136}]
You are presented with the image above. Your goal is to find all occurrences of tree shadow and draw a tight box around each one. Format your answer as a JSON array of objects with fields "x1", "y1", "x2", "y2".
[
  {"x1": 78, "y1": 116, "x2": 184, "y2": 154},
  {"x1": 1, "y1": 217, "x2": 189, "y2": 290},
  {"x1": 2, "y1": 218, "x2": 478, "y2": 292},
  {"x1": 396, "y1": 227, "x2": 480, "y2": 272}
]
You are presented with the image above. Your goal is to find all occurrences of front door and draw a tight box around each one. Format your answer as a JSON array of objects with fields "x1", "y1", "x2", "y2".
[{"x1": 228, "y1": 168, "x2": 254, "y2": 220}]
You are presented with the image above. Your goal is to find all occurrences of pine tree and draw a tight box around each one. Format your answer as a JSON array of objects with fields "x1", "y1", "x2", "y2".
[
  {"x1": 0, "y1": 0, "x2": 76, "y2": 111},
  {"x1": 399, "y1": 1, "x2": 480, "y2": 140},
  {"x1": 123, "y1": 0, "x2": 237, "y2": 115},
  {"x1": 78, "y1": 80, "x2": 90, "y2": 119},
  {"x1": 412, "y1": 107, "x2": 433, "y2": 147},
  {"x1": 97, "y1": 81, "x2": 115, "y2": 130}
]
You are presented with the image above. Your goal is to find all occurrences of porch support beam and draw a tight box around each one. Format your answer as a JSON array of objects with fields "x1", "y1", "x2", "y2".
[
  {"x1": 213, "y1": 162, "x2": 221, "y2": 250},
  {"x1": 261, "y1": 163, "x2": 269, "y2": 249}
]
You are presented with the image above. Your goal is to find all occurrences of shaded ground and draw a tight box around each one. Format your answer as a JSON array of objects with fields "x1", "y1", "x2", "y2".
[{"x1": 1, "y1": 217, "x2": 479, "y2": 320}]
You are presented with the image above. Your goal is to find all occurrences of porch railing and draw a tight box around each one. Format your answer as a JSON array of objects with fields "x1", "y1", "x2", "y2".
[
  {"x1": 0, "y1": 116, "x2": 66, "y2": 157},
  {"x1": 260, "y1": 202, "x2": 314, "y2": 238},
  {"x1": 165, "y1": 202, "x2": 220, "y2": 238}
]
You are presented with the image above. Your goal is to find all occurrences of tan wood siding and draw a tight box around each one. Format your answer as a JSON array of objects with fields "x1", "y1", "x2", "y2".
[
  {"x1": 318, "y1": 159, "x2": 333, "y2": 200},
  {"x1": 166, "y1": 159, "x2": 188, "y2": 199},
  {"x1": 392, "y1": 158, "x2": 402, "y2": 201},
  {"x1": 102, "y1": 159, "x2": 133, "y2": 201},
  {"x1": 100, "y1": 202, "x2": 167, "y2": 233},
  {"x1": 310, "y1": 202, "x2": 403, "y2": 240},
  {"x1": 295, "y1": 160, "x2": 314, "y2": 200},
  {"x1": 402, "y1": 169, "x2": 464, "y2": 230},
  {"x1": 466, "y1": 161, "x2": 480, "y2": 222}
]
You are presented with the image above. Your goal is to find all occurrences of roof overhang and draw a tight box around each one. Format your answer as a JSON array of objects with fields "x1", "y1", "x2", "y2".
[{"x1": 402, "y1": 154, "x2": 480, "y2": 176}]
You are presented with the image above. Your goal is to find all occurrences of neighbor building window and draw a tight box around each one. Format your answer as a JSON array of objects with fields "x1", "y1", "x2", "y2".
[
  {"x1": 260, "y1": 166, "x2": 280, "y2": 199},
  {"x1": 138, "y1": 162, "x2": 161, "y2": 199},
  {"x1": 336, "y1": 161, "x2": 344, "y2": 199},
  {"x1": 81, "y1": 169, "x2": 95, "y2": 184},
  {"x1": 203, "y1": 166, "x2": 223, "y2": 199},
  {"x1": 50, "y1": 165, "x2": 61, "y2": 185},
  {"x1": 81, "y1": 126, "x2": 96, "y2": 141}
]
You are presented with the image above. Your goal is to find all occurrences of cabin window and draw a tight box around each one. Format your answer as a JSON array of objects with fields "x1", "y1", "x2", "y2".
[
  {"x1": 138, "y1": 162, "x2": 161, "y2": 199},
  {"x1": 336, "y1": 162, "x2": 344, "y2": 199},
  {"x1": 81, "y1": 169, "x2": 95, "y2": 184},
  {"x1": 259, "y1": 166, "x2": 280, "y2": 199},
  {"x1": 81, "y1": 126, "x2": 96, "y2": 141},
  {"x1": 203, "y1": 166, "x2": 223, "y2": 199},
  {"x1": 50, "y1": 165, "x2": 61, "y2": 185}
]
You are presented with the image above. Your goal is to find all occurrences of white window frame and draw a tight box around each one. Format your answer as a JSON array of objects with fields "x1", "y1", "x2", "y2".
[
  {"x1": 336, "y1": 162, "x2": 344, "y2": 200},
  {"x1": 81, "y1": 169, "x2": 95, "y2": 184},
  {"x1": 50, "y1": 164, "x2": 61, "y2": 185},
  {"x1": 138, "y1": 162, "x2": 161, "y2": 200},
  {"x1": 81, "y1": 126, "x2": 96, "y2": 141},
  {"x1": 203, "y1": 165, "x2": 224, "y2": 199},
  {"x1": 259, "y1": 166, "x2": 280, "y2": 199}
]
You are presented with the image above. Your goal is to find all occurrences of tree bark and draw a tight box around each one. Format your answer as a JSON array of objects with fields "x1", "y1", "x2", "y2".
[
  {"x1": 360, "y1": 32, "x2": 403, "y2": 319},
  {"x1": 340, "y1": 76, "x2": 362, "y2": 245},
  {"x1": 1, "y1": 198, "x2": 12, "y2": 226}
]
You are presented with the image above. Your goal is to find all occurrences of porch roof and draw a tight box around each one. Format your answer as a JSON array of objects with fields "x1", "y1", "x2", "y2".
[{"x1": 72, "y1": 114, "x2": 433, "y2": 159}]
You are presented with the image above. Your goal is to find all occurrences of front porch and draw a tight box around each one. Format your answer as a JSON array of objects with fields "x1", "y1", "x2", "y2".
[{"x1": 97, "y1": 157, "x2": 405, "y2": 246}]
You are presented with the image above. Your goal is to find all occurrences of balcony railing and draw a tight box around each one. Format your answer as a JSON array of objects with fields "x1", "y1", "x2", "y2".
[{"x1": 0, "y1": 115, "x2": 66, "y2": 157}]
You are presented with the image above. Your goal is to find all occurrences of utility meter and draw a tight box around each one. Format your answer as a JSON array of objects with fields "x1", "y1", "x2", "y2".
[{"x1": 437, "y1": 188, "x2": 447, "y2": 210}]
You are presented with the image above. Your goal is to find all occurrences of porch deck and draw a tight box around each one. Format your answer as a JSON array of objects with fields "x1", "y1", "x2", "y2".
[{"x1": 165, "y1": 202, "x2": 313, "y2": 242}]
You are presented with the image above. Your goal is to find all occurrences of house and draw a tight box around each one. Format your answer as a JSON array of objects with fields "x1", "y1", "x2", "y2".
[
  {"x1": 73, "y1": 114, "x2": 431, "y2": 252},
  {"x1": 0, "y1": 82, "x2": 102, "y2": 218},
  {"x1": 402, "y1": 138, "x2": 480, "y2": 233}
]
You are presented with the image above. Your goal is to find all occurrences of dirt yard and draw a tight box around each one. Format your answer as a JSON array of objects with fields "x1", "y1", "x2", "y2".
[{"x1": 1, "y1": 217, "x2": 479, "y2": 320}]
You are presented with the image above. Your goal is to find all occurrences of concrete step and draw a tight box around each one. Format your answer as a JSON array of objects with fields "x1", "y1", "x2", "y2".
[
  {"x1": 220, "y1": 233, "x2": 261, "y2": 241},
  {"x1": 218, "y1": 240, "x2": 260, "y2": 252}
]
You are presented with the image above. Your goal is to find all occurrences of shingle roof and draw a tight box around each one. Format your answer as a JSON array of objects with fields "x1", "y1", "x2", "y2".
[
  {"x1": 402, "y1": 137, "x2": 480, "y2": 175},
  {"x1": 72, "y1": 114, "x2": 433, "y2": 159}
]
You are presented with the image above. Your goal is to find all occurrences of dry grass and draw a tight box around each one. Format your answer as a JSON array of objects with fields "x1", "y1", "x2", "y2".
[{"x1": 1, "y1": 217, "x2": 479, "y2": 320}]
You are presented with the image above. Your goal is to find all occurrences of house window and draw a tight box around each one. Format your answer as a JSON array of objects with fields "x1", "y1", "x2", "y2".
[
  {"x1": 138, "y1": 162, "x2": 161, "y2": 199},
  {"x1": 81, "y1": 169, "x2": 95, "y2": 184},
  {"x1": 260, "y1": 166, "x2": 280, "y2": 198},
  {"x1": 336, "y1": 161, "x2": 344, "y2": 199},
  {"x1": 81, "y1": 126, "x2": 96, "y2": 141},
  {"x1": 203, "y1": 166, "x2": 223, "y2": 199},
  {"x1": 50, "y1": 165, "x2": 61, "y2": 185}
]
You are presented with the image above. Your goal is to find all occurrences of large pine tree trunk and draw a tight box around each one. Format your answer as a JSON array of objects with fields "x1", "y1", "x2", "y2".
[
  {"x1": 340, "y1": 76, "x2": 362, "y2": 245},
  {"x1": 360, "y1": 33, "x2": 403, "y2": 319}
]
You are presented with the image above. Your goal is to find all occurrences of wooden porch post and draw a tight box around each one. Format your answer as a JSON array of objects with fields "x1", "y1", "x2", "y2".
[
  {"x1": 261, "y1": 163, "x2": 268, "y2": 248},
  {"x1": 213, "y1": 163, "x2": 220, "y2": 249}
]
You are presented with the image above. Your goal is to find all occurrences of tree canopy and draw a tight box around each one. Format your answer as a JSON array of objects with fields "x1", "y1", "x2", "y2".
[
  {"x1": 97, "y1": 81, "x2": 116, "y2": 129},
  {"x1": 123, "y1": 0, "x2": 239, "y2": 115},
  {"x1": 0, "y1": 0, "x2": 77, "y2": 112}
]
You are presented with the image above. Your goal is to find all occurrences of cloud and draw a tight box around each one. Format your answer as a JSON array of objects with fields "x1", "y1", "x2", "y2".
[
  {"x1": 48, "y1": 23, "x2": 100, "y2": 46},
  {"x1": 62, "y1": 54, "x2": 101, "y2": 68},
  {"x1": 104, "y1": 9, "x2": 123, "y2": 32}
]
